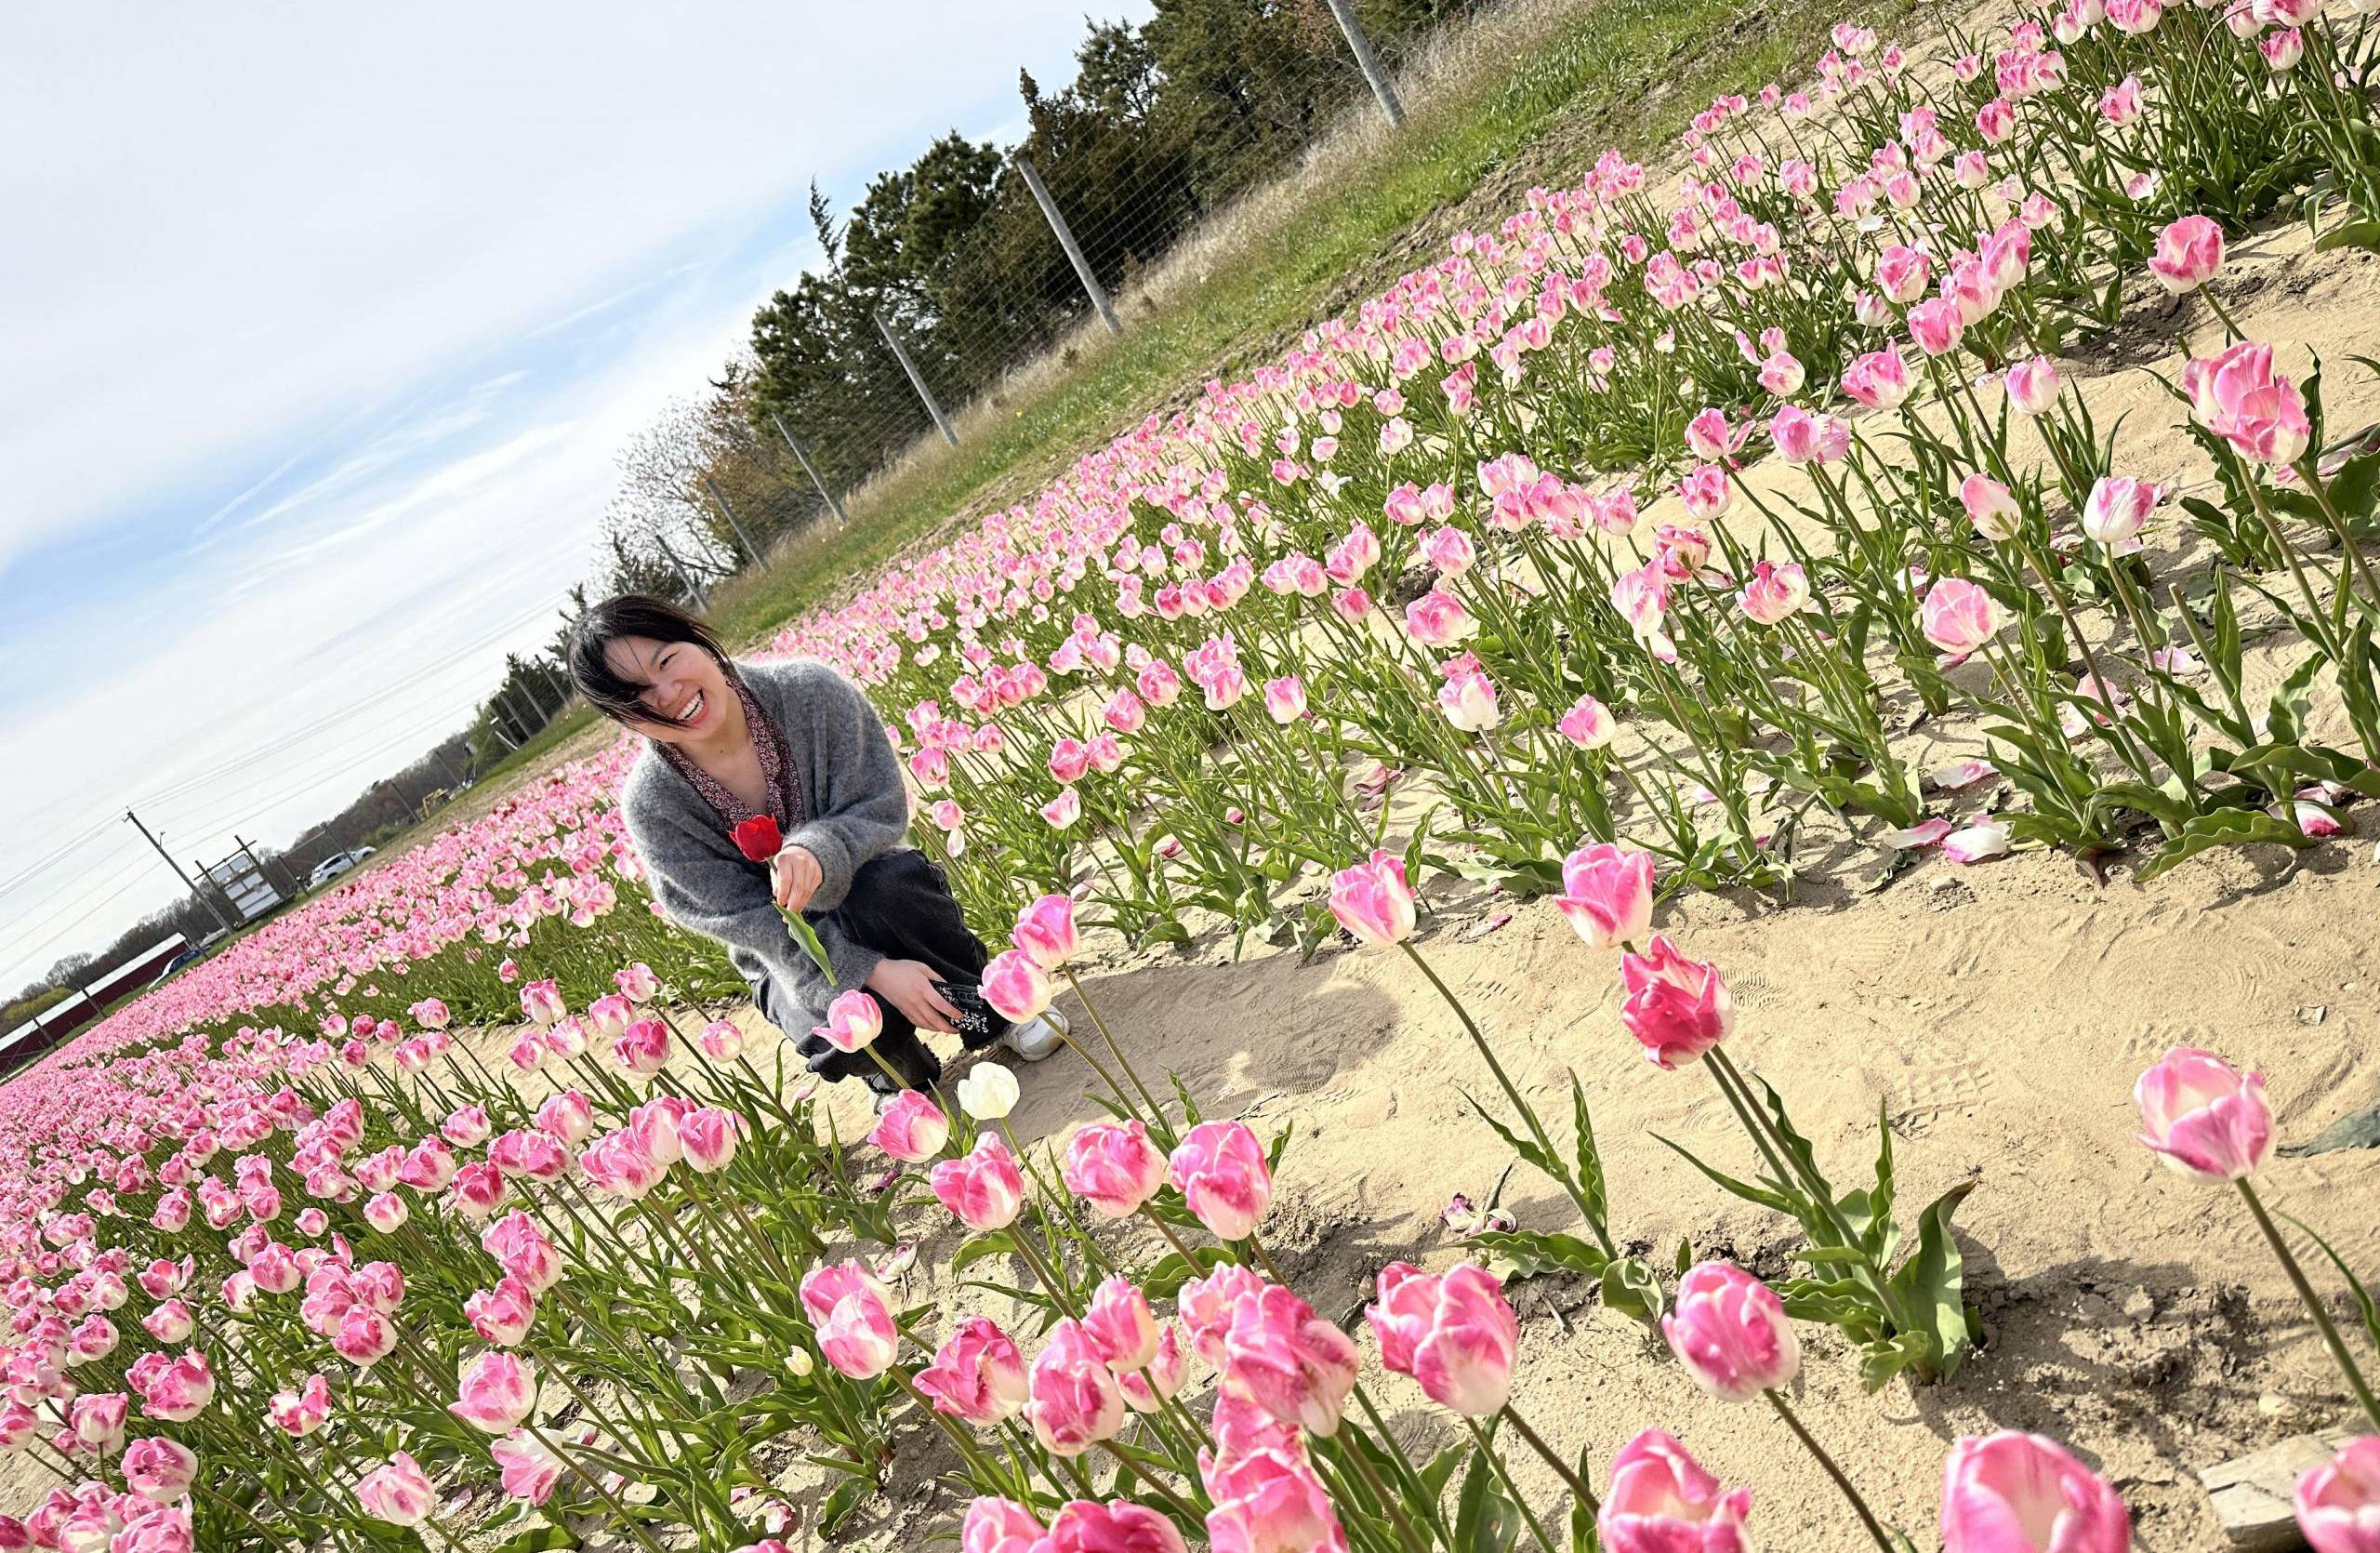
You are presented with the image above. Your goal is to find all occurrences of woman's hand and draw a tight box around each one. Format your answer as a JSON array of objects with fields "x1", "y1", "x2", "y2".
[
  {"x1": 771, "y1": 845, "x2": 823, "y2": 912},
  {"x1": 865, "y1": 958, "x2": 962, "y2": 1036}
]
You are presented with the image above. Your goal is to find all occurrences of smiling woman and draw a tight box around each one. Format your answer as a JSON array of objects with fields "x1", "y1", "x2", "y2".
[{"x1": 564, "y1": 594, "x2": 1064, "y2": 1096}]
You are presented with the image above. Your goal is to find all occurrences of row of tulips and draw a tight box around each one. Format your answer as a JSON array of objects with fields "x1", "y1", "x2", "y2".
[
  {"x1": 758, "y1": 0, "x2": 2380, "y2": 956},
  {"x1": 7, "y1": 865, "x2": 2378, "y2": 1553}
]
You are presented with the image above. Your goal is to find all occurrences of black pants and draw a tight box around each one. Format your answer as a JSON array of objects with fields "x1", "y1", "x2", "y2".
[{"x1": 753, "y1": 849, "x2": 1008, "y2": 1095}]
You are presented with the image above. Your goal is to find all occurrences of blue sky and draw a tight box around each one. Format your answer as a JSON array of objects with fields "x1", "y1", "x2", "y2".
[{"x1": 0, "y1": 0, "x2": 1151, "y2": 1000}]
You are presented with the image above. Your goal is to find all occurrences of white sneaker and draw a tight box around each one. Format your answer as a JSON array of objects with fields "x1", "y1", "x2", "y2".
[{"x1": 1003, "y1": 1007, "x2": 1069, "y2": 1062}]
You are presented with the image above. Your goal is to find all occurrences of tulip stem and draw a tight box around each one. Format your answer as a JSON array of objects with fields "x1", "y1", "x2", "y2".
[
  {"x1": 1096, "y1": 1440, "x2": 1205, "y2": 1525},
  {"x1": 1461, "y1": 1414, "x2": 1562, "y2": 1553},
  {"x1": 1396, "y1": 941, "x2": 1600, "y2": 1236},
  {"x1": 530, "y1": 1421, "x2": 672, "y2": 1553},
  {"x1": 1764, "y1": 1390, "x2": 1897, "y2": 1553},
  {"x1": 1139, "y1": 1202, "x2": 1203, "y2": 1269},
  {"x1": 1062, "y1": 965, "x2": 1174, "y2": 1138},
  {"x1": 1499, "y1": 1404, "x2": 1598, "y2": 1514},
  {"x1": 2235, "y1": 1179, "x2": 2380, "y2": 1428},
  {"x1": 1327, "y1": 1425, "x2": 1437, "y2": 1551}
]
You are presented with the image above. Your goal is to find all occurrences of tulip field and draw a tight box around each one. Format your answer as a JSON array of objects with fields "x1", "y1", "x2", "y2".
[{"x1": 14, "y1": 0, "x2": 2380, "y2": 1549}]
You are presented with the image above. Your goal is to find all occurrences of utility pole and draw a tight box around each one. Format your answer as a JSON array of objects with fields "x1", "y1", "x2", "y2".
[
  {"x1": 700, "y1": 476, "x2": 760, "y2": 565},
  {"x1": 770, "y1": 412, "x2": 848, "y2": 525},
  {"x1": 1323, "y1": 0, "x2": 1406, "y2": 126},
  {"x1": 874, "y1": 312, "x2": 960, "y2": 447},
  {"x1": 655, "y1": 534, "x2": 710, "y2": 611},
  {"x1": 1016, "y1": 157, "x2": 1123, "y2": 337},
  {"x1": 125, "y1": 810, "x2": 236, "y2": 935}
]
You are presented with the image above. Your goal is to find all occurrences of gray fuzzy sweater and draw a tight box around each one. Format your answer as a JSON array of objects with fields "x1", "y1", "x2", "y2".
[{"x1": 619, "y1": 657, "x2": 909, "y2": 1029}]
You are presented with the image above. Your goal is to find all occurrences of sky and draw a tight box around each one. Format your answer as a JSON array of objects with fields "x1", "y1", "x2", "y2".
[{"x1": 0, "y1": 0, "x2": 1152, "y2": 1003}]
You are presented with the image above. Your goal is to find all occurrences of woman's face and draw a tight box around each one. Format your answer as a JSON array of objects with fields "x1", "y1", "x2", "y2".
[{"x1": 602, "y1": 634, "x2": 733, "y2": 743}]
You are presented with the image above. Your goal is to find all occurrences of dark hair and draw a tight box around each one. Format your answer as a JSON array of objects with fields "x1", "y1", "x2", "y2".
[{"x1": 567, "y1": 594, "x2": 733, "y2": 727}]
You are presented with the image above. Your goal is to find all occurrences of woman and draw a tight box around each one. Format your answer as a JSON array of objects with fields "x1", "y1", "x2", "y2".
[{"x1": 568, "y1": 594, "x2": 1060, "y2": 1096}]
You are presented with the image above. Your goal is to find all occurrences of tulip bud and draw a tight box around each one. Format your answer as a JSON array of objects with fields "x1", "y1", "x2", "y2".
[{"x1": 1663, "y1": 1261, "x2": 1800, "y2": 1400}]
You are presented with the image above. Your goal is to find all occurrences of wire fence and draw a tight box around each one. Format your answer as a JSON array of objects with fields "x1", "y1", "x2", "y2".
[{"x1": 604, "y1": 0, "x2": 1488, "y2": 588}]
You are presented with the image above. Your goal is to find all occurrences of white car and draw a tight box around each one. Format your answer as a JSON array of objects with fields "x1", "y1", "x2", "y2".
[{"x1": 308, "y1": 848, "x2": 373, "y2": 889}]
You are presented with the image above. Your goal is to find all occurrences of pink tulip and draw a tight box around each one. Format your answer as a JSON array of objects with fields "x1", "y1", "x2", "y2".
[
  {"x1": 698, "y1": 1017, "x2": 747, "y2": 1059},
  {"x1": 1962, "y1": 474, "x2": 2023, "y2": 542},
  {"x1": 1421, "y1": 524, "x2": 1476, "y2": 575},
  {"x1": 450, "y1": 1350, "x2": 536, "y2": 1433},
  {"x1": 141, "y1": 1301, "x2": 193, "y2": 1345},
  {"x1": 1084, "y1": 1277, "x2": 1161, "y2": 1372},
  {"x1": 466, "y1": 1277, "x2": 537, "y2": 1347},
  {"x1": 520, "y1": 979, "x2": 565, "y2": 1027},
  {"x1": 612, "y1": 1017, "x2": 672, "y2": 1077},
  {"x1": 800, "y1": 1261, "x2": 899, "y2": 1379},
  {"x1": 1941, "y1": 1431, "x2": 2131, "y2": 1553},
  {"x1": 679, "y1": 1107, "x2": 742, "y2": 1172},
  {"x1": 2294, "y1": 1435, "x2": 2380, "y2": 1553},
  {"x1": 483, "y1": 1212, "x2": 564, "y2": 1294},
  {"x1": 1437, "y1": 659, "x2": 1501, "y2": 731},
  {"x1": 1599, "y1": 1429, "x2": 1754, "y2": 1553},
  {"x1": 2185, "y1": 343, "x2": 2311, "y2": 467},
  {"x1": 1262, "y1": 675, "x2": 1307, "y2": 724},
  {"x1": 2149, "y1": 215, "x2": 2224, "y2": 293},
  {"x1": 535, "y1": 1091, "x2": 594, "y2": 1145},
  {"x1": 268, "y1": 1374, "x2": 332, "y2": 1437},
  {"x1": 1169, "y1": 1121, "x2": 1274, "y2": 1241},
  {"x1": 491, "y1": 1428, "x2": 564, "y2": 1504},
  {"x1": 69, "y1": 1392, "x2": 126, "y2": 1453},
  {"x1": 1663, "y1": 1262, "x2": 1800, "y2": 1400},
  {"x1": 1203, "y1": 1446, "x2": 1350, "y2": 1553},
  {"x1": 586, "y1": 992, "x2": 634, "y2": 1041},
  {"x1": 814, "y1": 989, "x2": 883, "y2": 1054},
  {"x1": 981, "y1": 949, "x2": 1054, "y2": 1021},
  {"x1": 1329, "y1": 850, "x2": 1417, "y2": 947},
  {"x1": 963, "y1": 1498, "x2": 1048, "y2": 1553},
  {"x1": 2134, "y1": 1046, "x2": 2272, "y2": 1183},
  {"x1": 579, "y1": 1131, "x2": 667, "y2": 1201},
  {"x1": 2004, "y1": 357, "x2": 2060, "y2": 416},
  {"x1": 1876, "y1": 244, "x2": 1931, "y2": 303},
  {"x1": 356, "y1": 1452, "x2": 434, "y2": 1526},
  {"x1": 1555, "y1": 843, "x2": 1656, "y2": 949},
  {"x1": 1920, "y1": 577, "x2": 2007, "y2": 658},
  {"x1": 1841, "y1": 347, "x2": 1913, "y2": 411},
  {"x1": 931, "y1": 1135, "x2": 1026, "y2": 1231},
  {"x1": 1223, "y1": 1282, "x2": 1361, "y2": 1436},
  {"x1": 1012, "y1": 894, "x2": 1081, "y2": 969},
  {"x1": 917, "y1": 1317, "x2": 1030, "y2": 1427},
  {"x1": 1558, "y1": 694, "x2": 1618, "y2": 750},
  {"x1": 615, "y1": 961, "x2": 660, "y2": 1002},
  {"x1": 1909, "y1": 297, "x2": 1966, "y2": 357},
  {"x1": 1619, "y1": 936, "x2": 1734, "y2": 1068},
  {"x1": 1737, "y1": 561, "x2": 1811, "y2": 625},
  {"x1": 1064, "y1": 1120, "x2": 1168, "y2": 1217},
  {"x1": 442, "y1": 1104, "x2": 492, "y2": 1148},
  {"x1": 2081, "y1": 476, "x2": 2162, "y2": 547},
  {"x1": 1046, "y1": 1499, "x2": 1189, "y2": 1553},
  {"x1": 1118, "y1": 1323, "x2": 1188, "y2": 1413},
  {"x1": 961, "y1": 1495, "x2": 1047, "y2": 1553},
  {"x1": 137, "y1": 1351, "x2": 214, "y2": 1422},
  {"x1": 121, "y1": 1438, "x2": 197, "y2": 1504},
  {"x1": 1367, "y1": 1262, "x2": 1519, "y2": 1415},
  {"x1": 870, "y1": 1090, "x2": 952, "y2": 1163},
  {"x1": 1030, "y1": 1319, "x2": 1127, "y2": 1455},
  {"x1": 1404, "y1": 587, "x2": 1479, "y2": 647}
]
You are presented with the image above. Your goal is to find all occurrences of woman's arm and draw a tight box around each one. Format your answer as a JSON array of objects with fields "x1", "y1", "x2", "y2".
[
  {"x1": 774, "y1": 663, "x2": 911, "y2": 913},
  {"x1": 625, "y1": 778, "x2": 881, "y2": 1007}
]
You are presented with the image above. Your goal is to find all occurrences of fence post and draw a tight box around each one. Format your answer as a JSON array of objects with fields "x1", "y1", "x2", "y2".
[
  {"x1": 699, "y1": 476, "x2": 760, "y2": 564},
  {"x1": 1322, "y1": 0, "x2": 1405, "y2": 127},
  {"x1": 771, "y1": 411, "x2": 849, "y2": 525},
  {"x1": 655, "y1": 533, "x2": 710, "y2": 612},
  {"x1": 1016, "y1": 157, "x2": 1123, "y2": 338},
  {"x1": 874, "y1": 312, "x2": 960, "y2": 447}
]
